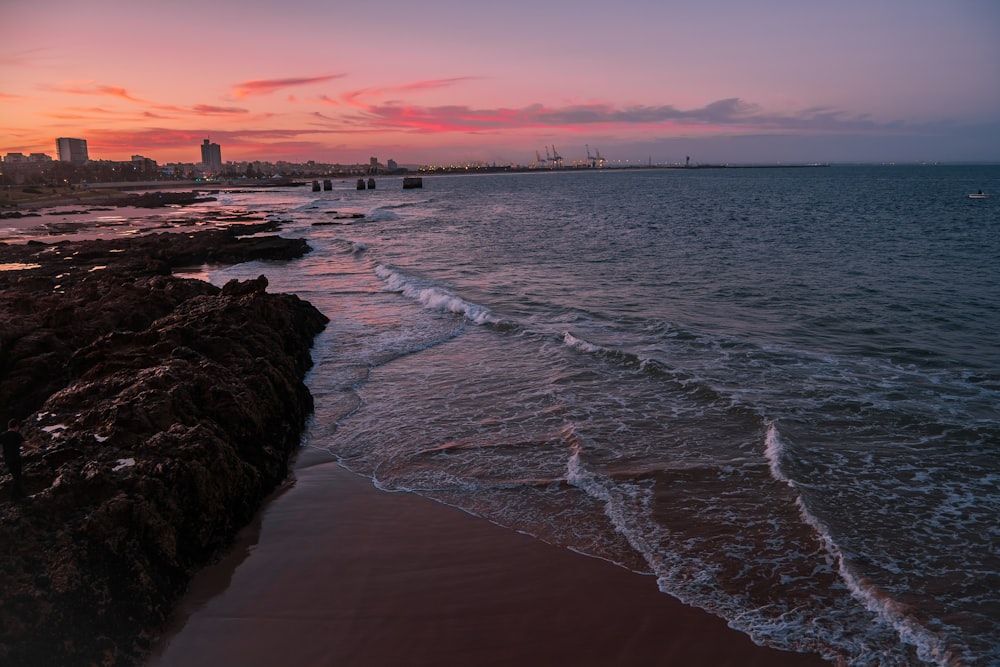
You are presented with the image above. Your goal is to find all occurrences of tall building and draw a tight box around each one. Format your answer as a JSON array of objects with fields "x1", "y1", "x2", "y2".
[
  {"x1": 56, "y1": 137, "x2": 89, "y2": 163},
  {"x1": 201, "y1": 139, "x2": 222, "y2": 172}
]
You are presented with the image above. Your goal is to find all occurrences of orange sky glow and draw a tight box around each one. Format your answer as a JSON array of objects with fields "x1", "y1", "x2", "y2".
[{"x1": 2, "y1": 1, "x2": 999, "y2": 165}]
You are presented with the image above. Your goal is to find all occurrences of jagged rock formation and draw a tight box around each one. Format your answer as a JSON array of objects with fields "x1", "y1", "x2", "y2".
[{"x1": 0, "y1": 226, "x2": 328, "y2": 665}]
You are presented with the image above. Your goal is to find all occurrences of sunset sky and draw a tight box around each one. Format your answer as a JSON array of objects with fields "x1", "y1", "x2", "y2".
[{"x1": 2, "y1": 0, "x2": 999, "y2": 166}]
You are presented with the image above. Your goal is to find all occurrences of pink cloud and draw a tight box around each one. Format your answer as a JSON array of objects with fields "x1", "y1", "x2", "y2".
[
  {"x1": 339, "y1": 77, "x2": 479, "y2": 110},
  {"x1": 192, "y1": 104, "x2": 250, "y2": 115},
  {"x1": 232, "y1": 74, "x2": 346, "y2": 98},
  {"x1": 80, "y1": 126, "x2": 336, "y2": 161},
  {"x1": 39, "y1": 82, "x2": 252, "y2": 118},
  {"x1": 44, "y1": 82, "x2": 147, "y2": 103},
  {"x1": 322, "y1": 92, "x2": 901, "y2": 137},
  {"x1": 44, "y1": 107, "x2": 117, "y2": 119}
]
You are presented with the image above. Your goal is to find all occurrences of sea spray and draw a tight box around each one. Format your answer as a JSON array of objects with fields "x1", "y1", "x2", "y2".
[{"x1": 375, "y1": 264, "x2": 498, "y2": 325}]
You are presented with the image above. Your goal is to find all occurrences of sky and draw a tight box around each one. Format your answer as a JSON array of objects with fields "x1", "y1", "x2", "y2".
[{"x1": 2, "y1": 0, "x2": 999, "y2": 166}]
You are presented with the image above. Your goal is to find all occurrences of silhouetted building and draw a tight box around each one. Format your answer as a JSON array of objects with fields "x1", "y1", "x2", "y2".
[
  {"x1": 201, "y1": 139, "x2": 222, "y2": 172},
  {"x1": 56, "y1": 137, "x2": 89, "y2": 163}
]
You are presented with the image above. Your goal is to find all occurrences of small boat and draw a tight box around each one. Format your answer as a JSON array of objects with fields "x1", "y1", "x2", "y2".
[{"x1": 969, "y1": 191, "x2": 992, "y2": 199}]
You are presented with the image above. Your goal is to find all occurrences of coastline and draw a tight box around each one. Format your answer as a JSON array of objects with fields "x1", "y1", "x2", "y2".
[
  {"x1": 0, "y1": 226, "x2": 327, "y2": 665},
  {"x1": 3, "y1": 202, "x2": 832, "y2": 666},
  {"x1": 149, "y1": 447, "x2": 829, "y2": 666}
]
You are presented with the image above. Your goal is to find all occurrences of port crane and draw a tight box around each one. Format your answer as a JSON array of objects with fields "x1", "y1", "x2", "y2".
[
  {"x1": 549, "y1": 145, "x2": 563, "y2": 167},
  {"x1": 585, "y1": 145, "x2": 606, "y2": 168}
]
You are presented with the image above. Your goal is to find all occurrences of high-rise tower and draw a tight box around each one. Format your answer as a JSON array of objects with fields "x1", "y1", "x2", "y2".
[
  {"x1": 56, "y1": 137, "x2": 89, "y2": 163},
  {"x1": 201, "y1": 139, "x2": 222, "y2": 172}
]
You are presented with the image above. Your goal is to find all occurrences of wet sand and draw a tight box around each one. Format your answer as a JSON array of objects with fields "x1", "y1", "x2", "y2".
[{"x1": 148, "y1": 447, "x2": 827, "y2": 667}]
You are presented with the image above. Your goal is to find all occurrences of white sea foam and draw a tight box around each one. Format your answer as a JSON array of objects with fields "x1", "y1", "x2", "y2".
[
  {"x1": 563, "y1": 427, "x2": 667, "y2": 577},
  {"x1": 764, "y1": 422, "x2": 955, "y2": 665},
  {"x1": 364, "y1": 208, "x2": 399, "y2": 222},
  {"x1": 562, "y1": 331, "x2": 604, "y2": 354},
  {"x1": 374, "y1": 264, "x2": 498, "y2": 325},
  {"x1": 764, "y1": 421, "x2": 792, "y2": 485}
]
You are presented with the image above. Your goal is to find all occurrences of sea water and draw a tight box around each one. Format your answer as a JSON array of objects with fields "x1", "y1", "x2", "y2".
[{"x1": 29, "y1": 165, "x2": 1000, "y2": 665}]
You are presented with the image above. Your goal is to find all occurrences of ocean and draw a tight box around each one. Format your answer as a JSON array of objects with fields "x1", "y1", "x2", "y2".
[{"x1": 15, "y1": 165, "x2": 1000, "y2": 665}]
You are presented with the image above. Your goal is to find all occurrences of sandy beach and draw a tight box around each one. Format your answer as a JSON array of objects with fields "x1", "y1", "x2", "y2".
[{"x1": 148, "y1": 446, "x2": 827, "y2": 666}]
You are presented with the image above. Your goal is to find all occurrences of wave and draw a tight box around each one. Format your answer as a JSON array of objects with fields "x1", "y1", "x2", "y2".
[
  {"x1": 763, "y1": 421, "x2": 792, "y2": 485},
  {"x1": 291, "y1": 198, "x2": 341, "y2": 212},
  {"x1": 561, "y1": 331, "x2": 664, "y2": 372},
  {"x1": 363, "y1": 208, "x2": 399, "y2": 222},
  {"x1": 374, "y1": 198, "x2": 435, "y2": 210},
  {"x1": 374, "y1": 264, "x2": 500, "y2": 325},
  {"x1": 563, "y1": 427, "x2": 667, "y2": 573},
  {"x1": 764, "y1": 423, "x2": 957, "y2": 665},
  {"x1": 327, "y1": 239, "x2": 368, "y2": 255},
  {"x1": 561, "y1": 331, "x2": 725, "y2": 404}
]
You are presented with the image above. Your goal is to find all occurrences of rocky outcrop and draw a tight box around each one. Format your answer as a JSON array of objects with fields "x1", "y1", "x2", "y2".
[
  {"x1": 116, "y1": 191, "x2": 217, "y2": 208},
  {"x1": 0, "y1": 227, "x2": 328, "y2": 665}
]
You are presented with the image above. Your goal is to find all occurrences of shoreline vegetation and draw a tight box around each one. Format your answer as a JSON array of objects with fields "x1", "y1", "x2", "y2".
[{"x1": 0, "y1": 220, "x2": 328, "y2": 665}]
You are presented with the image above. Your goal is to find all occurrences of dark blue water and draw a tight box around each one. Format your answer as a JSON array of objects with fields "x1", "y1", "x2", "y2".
[{"x1": 26, "y1": 165, "x2": 996, "y2": 665}]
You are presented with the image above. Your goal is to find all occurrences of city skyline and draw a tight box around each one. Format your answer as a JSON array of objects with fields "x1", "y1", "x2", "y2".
[{"x1": 2, "y1": 1, "x2": 999, "y2": 166}]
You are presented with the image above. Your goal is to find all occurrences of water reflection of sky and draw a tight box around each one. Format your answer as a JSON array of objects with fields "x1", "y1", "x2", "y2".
[
  {"x1": 0, "y1": 203, "x2": 259, "y2": 244},
  {"x1": 0, "y1": 263, "x2": 43, "y2": 271}
]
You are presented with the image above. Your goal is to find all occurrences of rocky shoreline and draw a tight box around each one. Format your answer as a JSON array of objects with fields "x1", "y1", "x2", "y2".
[
  {"x1": 1, "y1": 189, "x2": 219, "y2": 217},
  {"x1": 0, "y1": 224, "x2": 329, "y2": 665}
]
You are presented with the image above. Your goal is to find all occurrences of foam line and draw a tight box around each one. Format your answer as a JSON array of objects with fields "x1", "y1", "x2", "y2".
[
  {"x1": 375, "y1": 264, "x2": 498, "y2": 325},
  {"x1": 764, "y1": 422, "x2": 954, "y2": 665}
]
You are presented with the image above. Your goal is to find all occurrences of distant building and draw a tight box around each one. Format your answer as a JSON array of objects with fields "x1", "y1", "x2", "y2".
[
  {"x1": 56, "y1": 137, "x2": 89, "y2": 163},
  {"x1": 201, "y1": 139, "x2": 222, "y2": 172},
  {"x1": 3, "y1": 152, "x2": 53, "y2": 165},
  {"x1": 369, "y1": 157, "x2": 378, "y2": 175}
]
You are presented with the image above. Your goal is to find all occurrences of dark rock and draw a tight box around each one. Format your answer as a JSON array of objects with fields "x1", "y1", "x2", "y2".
[
  {"x1": 220, "y1": 274, "x2": 268, "y2": 297},
  {"x1": 117, "y1": 191, "x2": 217, "y2": 208},
  {"x1": 0, "y1": 228, "x2": 328, "y2": 666}
]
